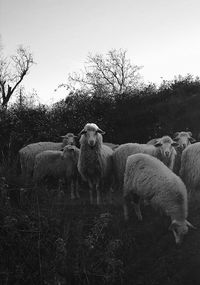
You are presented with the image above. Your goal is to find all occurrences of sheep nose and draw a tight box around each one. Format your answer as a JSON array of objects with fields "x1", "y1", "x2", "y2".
[
  {"x1": 89, "y1": 140, "x2": 95, "y2": 147},
  {"x1": 165, "y1": 151, "x2": 170, "y2": 157},
  {"x1": 182, "y1": 143, "x2": 187, "y2": 148}
]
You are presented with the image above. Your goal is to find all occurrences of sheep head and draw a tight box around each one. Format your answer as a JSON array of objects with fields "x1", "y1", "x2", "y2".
[
  {"x1": 79, "y1": 123, "x2": 105, "y2": 148},
  {"x1": 154, "y1": 136, "x2": 178, "y2": 158},
  {"x1": 169, "y1": 219, "x2": 196, "y2": 244},
  {"x1": 173, "y1": 131, "x2": 196, "y2": 149},
  {"x1": 62, "y1": 145, "x2": 77, "y2": 159},
  {"x1": 61, "y1": 133, "x2": 77, "y2": 146}
]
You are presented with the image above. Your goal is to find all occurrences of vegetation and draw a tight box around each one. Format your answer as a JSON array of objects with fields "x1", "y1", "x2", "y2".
[
  {"x1": 1, "y1": 47, "x2": 200, "y2": 284},
  {"x1": 0, "y1": 46, "x2": 34, "y2": 109},
  {"x1": 1, "y1": 74, "x2": 200, "y2": 162},
  {"x1": 59, "y1": 49, "x2": 142, "y2": 94}
]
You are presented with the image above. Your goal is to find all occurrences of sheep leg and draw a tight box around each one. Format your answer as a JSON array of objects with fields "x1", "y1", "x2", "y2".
[
  {"x1": 75, "y1": 180, "x2": 80, "y2": 199},
  {"x1": 96, "y1": 182, "x2": 101, "y2": 205},
  {"x1": 131, "y1": 193, "x2": 142, "y2": 221},
  {"x1": 58, "y1": 179, "x2": 63, "y2": 192},
  {"x1": 88, "y1": 180, "x2": 94, "y2": 204},
  {"x1": 123, "y1": 199, "x2": 129, "y2": 221},
  {"x1": 70, "y1": 181, "x2": 76, "y2": 200},
  {"x1": 89, "y1": 189, "x2": 94, "y2": 204}
]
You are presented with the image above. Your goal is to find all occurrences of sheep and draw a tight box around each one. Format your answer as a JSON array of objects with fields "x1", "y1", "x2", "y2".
[
  {"x1": 19, "y1": 133, "x2": 77, "y2": 183},
  {"x1": 104, "y1": 142, "x2": 119, "y2": 150},
  {"x1": 173, "y1": 131, "x2": 196, "y2": 149},
  {"x1": 146, "y1": 138, "x2": 158, "y2": 145},
  {"x1": 154, "y1": 136, "x2": 178, "y2": 169},
  {"x1": 173, "y1": 131, "x2": 196, "y2": 175},
  {"x1": 33, "y1": 145, "x2": 80, "y2": 199},
  {"x1": 147, "y1": 132, "x2": 195, "y2": 149},
  {"x1": 148, "y1": 132, "x2": 196, "y2": 175},
  {"x1": 77, "y1": 123, "x2": 113, "y2": 205},
  {"x1": 123, "y1": 153, "x2": 195, "y2": 244},
  {"x1": 112, "y1": 135, "x2": 178, "y2": 192},
  {"x1": 179, "y1": 142, "x2": 200, "y2": 194}
]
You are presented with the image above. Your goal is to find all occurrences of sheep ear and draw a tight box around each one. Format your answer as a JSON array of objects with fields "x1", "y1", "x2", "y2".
[
  {"x1": 173, "y1": 137, "x2": 179, "y2": 142},
  {"x1": 113, "y1": 144, "x2": 119, "y2": 150},
  {"x1": 78, "y1": 129, "x2": 86, "y2": 136},
  {"x1": 171, "y1": 141, "x2": 179, "y2": 147},
  {"x1": 186, "y1": 220, "x2": 196, "y2": 229},
  {"x1": 169, "y1": 220, "x2": 182, "y2": 231},
  {"x1": 173, "y1": 132, "x2": 180, "y2": 138},
  {"x1": 168, "y1": 220, "x2": 177, "y2": 231},
  {"x1": 97, "y1": 128, "x2": 105, "y2": 135},
  {"x1": 188, "y1": 131, "x2": 193, "y2": 136},
  {"x1": 189, "y1": 137, "x2": 196, "y2": 143},
  {"x1": 154, "y1": 141, "x2": 162, "y2": 147}
]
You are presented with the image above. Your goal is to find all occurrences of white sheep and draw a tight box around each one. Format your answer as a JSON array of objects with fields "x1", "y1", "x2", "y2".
[
  {"x1": 33, "y1": 145, "x2": 80, "y2": 199},
  {"x1": 146, "y1": 138, "x2": 158, "y2": 145},
  {"x1": 173, "y1": 131, "x2": 196, "y2": 175},
  {"x1": 77, "y1": 123, "x2": 113, "y2": 205},
  {"x1": 123, "y1": 153, "x2": 195, "y2": 244},
  {"x1": 179, "y1": 142, "x2": 200, "y2": 194},
  {"x1": 104, "y1": 142, "x2": 119, "y2": 150},
  {"x1": 19, "y1": 133, "x2": 77, "y2": 183},
  {"x1": 112, "y1": 136, "x2": 178, "y2": 192},
  {"x1": 173, "y1": 131, "x2": 196, "y2": 149}
]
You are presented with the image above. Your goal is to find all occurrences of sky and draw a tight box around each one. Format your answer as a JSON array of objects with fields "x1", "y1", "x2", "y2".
[{"x1": 1, "y1": 0, "x2": 200, "y2": 104}]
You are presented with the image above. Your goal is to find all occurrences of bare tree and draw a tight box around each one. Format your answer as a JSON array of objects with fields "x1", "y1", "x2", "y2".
[
  {"x1": 64, "y1": 49, "x2": 142, "y2": 94},
  {"x1": 13, "y1": 86, "x2": 39, "y2": 109},
  {"x1": 0, "y1": 46, "x2": 34, "y2": 109}
]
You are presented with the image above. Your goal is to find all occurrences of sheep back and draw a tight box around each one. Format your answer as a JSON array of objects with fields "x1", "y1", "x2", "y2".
[
  {"x1": 19, "y1": 141, "x2": 63, "y2": 180},
  {"x1": 33, "y1": 150, "x2": 65, "y2": 183},
  {"x1": 34, "y1": 146, "x2": 80, "y2": 184},
  {"x1": 180, "y1": 142, "x2": 200, "y2": 191},
  {"x1": 124, "y1": 153, "x2": 188, "y2": 221},
  {"x1": 112, "y1": 143, "x2": 156, "y2": 190},
  {"x1": 104, "y1": 142, "x2": 119, "y2": 150}
]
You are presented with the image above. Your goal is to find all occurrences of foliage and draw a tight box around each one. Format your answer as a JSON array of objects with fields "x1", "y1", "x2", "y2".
[{"x1": 1, "y1": 74, "x2": 200, "y2": 163}]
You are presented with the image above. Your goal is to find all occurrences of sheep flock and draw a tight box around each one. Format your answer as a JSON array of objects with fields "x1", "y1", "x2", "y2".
[{"x1": 17, "y1": 125, "x2": 198, "y2": 244}]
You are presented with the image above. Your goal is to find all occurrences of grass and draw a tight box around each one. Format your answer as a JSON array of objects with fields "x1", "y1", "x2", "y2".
[{"x1": 0, "y1": 169, "x2": 200, "y2": 285}]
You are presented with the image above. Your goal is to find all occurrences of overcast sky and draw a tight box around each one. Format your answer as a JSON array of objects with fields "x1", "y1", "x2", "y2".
[{"x1": 1, "y1": 0, "x2": 200, "y2": 104}]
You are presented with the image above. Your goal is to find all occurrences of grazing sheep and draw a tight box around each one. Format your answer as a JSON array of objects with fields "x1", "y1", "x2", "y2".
[
  {"x1": 123, "y1": 153, "x2": 195, "y2": 244},
  {"x1": 179, "y1": 142, "x2": 200, "y2": 194},
  {"x1": 173, "y1": 131, "x2": 196, "y2": 175},
  {"x1": 112, "y1": 136, "x2": 178, "y2": 192},
  {"x1": 19, "y1": 133, "x2": 77, "y2": 182},
  {"x1": 78, "y1": 123, "x2": 113, "y2": 205},
  {"x1": 34, "y1": 145, "x2": 80, "y2": 199}
]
